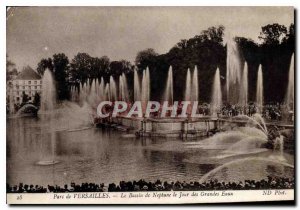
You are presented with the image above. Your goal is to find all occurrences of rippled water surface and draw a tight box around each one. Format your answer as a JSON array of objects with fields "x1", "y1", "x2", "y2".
[{"x1": 7, "y1": 117, "x2": 294, "y2": 186}]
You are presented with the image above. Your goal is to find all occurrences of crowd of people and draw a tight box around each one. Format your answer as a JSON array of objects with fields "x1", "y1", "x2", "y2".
[
  {"x1": 7, "y1": 176, "x2": 294, "y2": 193},
  {"x1": 151, "y1": 102, "x2": 291, "y2": 122}
]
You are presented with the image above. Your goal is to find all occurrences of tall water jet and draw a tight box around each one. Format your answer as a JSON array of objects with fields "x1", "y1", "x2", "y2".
[
  {"x1": 256, "y1": 65, "x2": 264, "y2": 113},
  {"x1": 98, "y1": 77, "x2": 105, "y2": 101},
  {"x1": 70, "y1": 86, "x2": 74, "y2": 102},
  {"x1": 104, "y1": 83, "x2": 110, "y2": 101},
  {"x1": 79, "y1": 82, "x2": 88, "y2": 104},
  {"x1": 134, "y1": 68, "x2": 141, "y2": 101},
  {"x1": 239, "y1": 62, "x2": 248, "y2": 109},
  {"x1": 122, "y1": 74, "x2": 129, "y2": 101},
  {"x1": 87, "y1": 78, "x2": 91, "y2": 94},
  {"x1": 226, "y1": 38, "x2": 241, "y2": 104},
  {"x1": 141, "y1": 67, "x2": 150, "y2": 104},
  {"x1": 119, "y1": 73, "x2": 129, "y2": 102},
  {"x1": 163, "y1": 66, "x2": 173, "y2": 103},
  {"x1": 41, "y1": 69, "x2": 56, "y2": 112},
  {"x1": 285, "y1": 53, "x2": 294, "y2": 111},
  {"x1": 91, "y1": 79, "x2": 97, "y2": 96},
  {"x1": 87, "y1": 79, "x2": 98, "y2": 107},
  {"x1": 119, "y1": 74, "x2": 124, "y2": 101},
  {"x1": 191, "y1": 66, "x2": 199, "y2": 102},
  {"x1": 184, "y1": 68, "x2": 191, "y2": 101},
  {"x1": 38, "y1": 69, "x2": 58, "y2": 165},
  {"x1": 274, "y1": 135, "x2": 285, "y2": 161},
  {"x1": 109, "y1": 76, "x2": 117, "y2": 101},
  {"x1": 211, "y1": 68, "x2": 222, "y2": 115},
  {"x1": 72, "y1": 85, "x2": 79, "y2": 102}
]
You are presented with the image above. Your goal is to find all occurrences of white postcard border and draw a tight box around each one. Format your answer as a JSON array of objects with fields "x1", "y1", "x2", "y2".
[{"x1": 7, "y1": 190, "x2": 294, "y2": 204}]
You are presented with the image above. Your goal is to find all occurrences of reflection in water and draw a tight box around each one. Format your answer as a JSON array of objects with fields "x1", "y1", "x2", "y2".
[
  {"x1": 7, "y1": 117, "x2": 294, "y2": 186},
  {"x1": 7, "y1": 118, "x2": 214, "y2": 186}
]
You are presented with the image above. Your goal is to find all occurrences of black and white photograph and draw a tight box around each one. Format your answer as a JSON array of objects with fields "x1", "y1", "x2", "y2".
[{"x1": 5, "y1": 6, "x2": 295, "y2": 204}]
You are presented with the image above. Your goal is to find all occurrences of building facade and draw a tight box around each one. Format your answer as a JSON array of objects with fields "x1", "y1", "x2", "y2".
[{"x1": 8, "y1": 66, "x2": 42, "y2": 106}]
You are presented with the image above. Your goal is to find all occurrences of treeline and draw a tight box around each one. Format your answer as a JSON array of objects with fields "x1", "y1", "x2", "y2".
[
  {"x1": 136, "y1": 23, "x2": 294, "y2": 103},
  {"x1": 236, "y1": 23, "x2": 295, "y2": 103},
  {"x1": 36, "y1": 54, "x2": 134, "y2": 100},
  {"x1": 35, "y1": 23, "x2": 294, "y2": 103}
]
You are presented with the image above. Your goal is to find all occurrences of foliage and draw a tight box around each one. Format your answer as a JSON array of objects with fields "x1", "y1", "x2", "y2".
[
  {"x1": 53, "y1": 53, "x2": 70, "y2": 100},
  {"x1": 37, "y1": 58, "x2": 53, "y2": 75},
  {"x1": 6, "y1": 55, "x2": 18, "y2": 81},
  {"x1": 258, "y1": 23, "x2": 288, "y2": 45}
]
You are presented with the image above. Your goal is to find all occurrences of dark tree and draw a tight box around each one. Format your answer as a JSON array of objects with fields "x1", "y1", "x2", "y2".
[
  {"x1": 37, "y1": 58, "x2": 53, "y2": 75},
  {"x1": 99, "y1": 56, "x2": 111, "y2": 76},
  {"x1": 135, "y1": 48, "x2": 159, "y2": 69},
  {"x1": 89, "y1": 57, "x2": 106, "y2": 80},
  {"x1": 137, "y1": 25, "x2": 226, "y2": 102},
  {"x1": 259, "y1": 23, "x2": 288, "y2": 45},
  {"x1": 235, "y1": 37, "x2": 260, "y2": 102},
  {"x1": 70, "y1": 53, "x2": 93, "y2": 83},
  {"x1": 6, "y1": 55, "x2": 17, "y2": 81},
  {"x1": 53, "y1": 53, "x2": 70, "y2": 100}
]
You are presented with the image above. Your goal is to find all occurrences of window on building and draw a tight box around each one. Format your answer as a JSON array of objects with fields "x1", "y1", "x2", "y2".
[
  {"x1": 34, "y1": 81, "x2": 37, "y2": 84},
  {"x1": 28, "y1": 81, "x2": 31, "y2": 85},
  {"x1": 35, "y1": 86, "x2": 37, "y2": 89}
]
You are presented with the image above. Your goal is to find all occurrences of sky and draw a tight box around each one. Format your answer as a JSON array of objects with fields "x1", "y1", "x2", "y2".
[{"x1": 7, "y1": 6, "x2": 294, "y2": 71}]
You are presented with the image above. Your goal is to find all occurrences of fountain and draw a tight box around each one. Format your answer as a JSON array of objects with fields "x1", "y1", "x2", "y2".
[
  {"x1": 163, "y1": 66, "x2": 173, "y2": 103},
  {"x1": 239, "y1": 62, "x2": 248, "y2": 108},
  {"x1": 141, "y1": 67, "x2": 150, "y2": 104},
  {"x1": 119, "y1": 73, "x2": 129, "y2": 102},
  {"x1": 72, "y1": 85, "x2": 79, "y2": 102},
  {"x1": 191, "y1": 66, "x2": 198, "y2": 102},
  {"x1": 87, "y1": 79, "x2": 98, "y2": 107},
  {"x1": 199, "y1": 157, "x2": 294, "y2": 183},
  {"x1": 273, "y1": 135, "x2": 285, "y2": 161},
  {"x1": 98, "y1": 77, "x2": 105, "y2": 101},
  {"x1": 79, "y1": 82, "x2": 88, "y2": 104},
  {"x1": 285, "y1": 53, "x2": 294, "y2": 111},
  {"x1": 104, "y1": 83, "x2": 110, "y2": 101},
  {"x1": 184, "y1": 66, "x2": 199, "y2": 102},
  {"x1": 184, "y1": 68, "x2": 191, "y2": 101},
  {"x1": 40, "y1": 69, "x2": 56, "y2": 113},
  {"x1": 37, "y1": 69, "x2": 59, "y2": 165},
  {"x1": 109, "y1": 76, "x2": 117, "y2": 101},
  {"x1": 211, "y1": 68, "x2": 222, "y2": 115},
  {"x1": 226, "y1": 38, "x2": 242, "y2": 105},
  {"x1": 134, "y1": 67, "x2": 141, "y2": 101},
  {"x1": 256, "y1": 64, "x2": 264, "y2": 113}
]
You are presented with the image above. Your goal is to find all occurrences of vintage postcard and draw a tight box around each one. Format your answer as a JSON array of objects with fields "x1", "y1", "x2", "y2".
[{"x1": 6, "y1": 6, "x2": 294, "y2": 204}]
